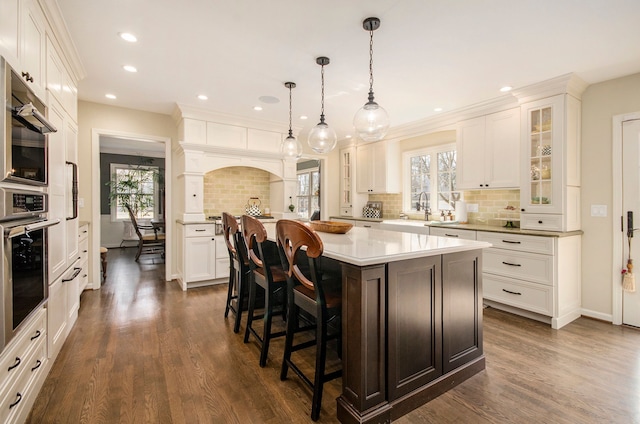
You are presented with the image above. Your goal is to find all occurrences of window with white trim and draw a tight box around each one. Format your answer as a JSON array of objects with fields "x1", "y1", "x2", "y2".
[
  {"x1": 110, "y1": 163, "x2": 160, "y2": 221},
  {"x1": 403, "y1": 144, "x2": 461, "y2": 215},
  {"x1": 296, "y1": 167, "x2": 320, "y2": 219}
]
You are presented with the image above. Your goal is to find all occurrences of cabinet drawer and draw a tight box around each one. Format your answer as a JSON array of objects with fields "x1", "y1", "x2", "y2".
[
  {"x1": 483, "y1": 248, "x2": 554, "y2": 286},
  {"x1": 0, "y1": 336, "x2": 47, "y2": 424},
  {"x1": 185, "y1": 225, "x2": 216, "y2": 237},
  {"x1": 477, "y1": 231, "x2": 554, "y2": 255},
  {"x1": 79, "y1": 238, "x2": 89, "y2": 264},
  {"x1": 78, "y1": 224, "x2": 89, "y2": 242},
  {"x1": 0, "y1": 308, "x2": 46, "y2": 395},
  {"x1": 483, "y1": 274, "x2": 553, "y2": 316},
  {"x1": 430, "y1": 227, "x2": 476, "y2": 240},
  {"x1": 520, "y1": 213, "x2": 563, "y2": 231},
  {"x1": 355, "y1": 221, "x2": 381, "y2": 229}
]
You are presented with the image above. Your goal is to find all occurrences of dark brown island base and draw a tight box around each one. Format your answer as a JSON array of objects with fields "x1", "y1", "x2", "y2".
[{"x1": 263, "y1": 223, "x2": 490, "y2": 423}]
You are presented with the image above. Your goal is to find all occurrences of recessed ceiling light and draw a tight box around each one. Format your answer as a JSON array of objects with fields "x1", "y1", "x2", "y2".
[
  {"x1": 345, "y1": 135, "x2": 352, "y2": 139},
  {"x1": 123, "y1": 65, "x2": 137, "y2": 73},
  {"x1": 105, "y1": 93, "x2": 116, "y2": 99},
  {"x1": 500, "y1": 86, "x2": 512, "y2": 92},
  {"x1": 434, "y1": 107, "x2": 443, "y2": 112},
  {"x1": 119, "y1": 32, "x2": 137, "y2": 43},
  {"x1": 197, "y1": 94, "x2": 208, "y2": 100},
  {"x1": 299, "y1": 115, "x2": 308, "y2": 120},
  {"x1": 253, "y1": 106, "x2": 263, "y2": 111}
]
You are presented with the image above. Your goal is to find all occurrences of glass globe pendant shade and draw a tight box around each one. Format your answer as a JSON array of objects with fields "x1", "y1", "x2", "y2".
[
  {"x1": 353, "y1": 99, "x2": 390, "y2": 142},
  {"x1": 281, "y1": 134, "x2": 303, "y2": 159},
  {"x1": 308, "y1": 120, "x2": 337, "y2": 154}
]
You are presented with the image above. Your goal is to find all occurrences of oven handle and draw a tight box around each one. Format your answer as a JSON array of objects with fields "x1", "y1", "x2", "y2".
[{"x1": 5, "y1": 219, "x2": 61, "y2": 239}]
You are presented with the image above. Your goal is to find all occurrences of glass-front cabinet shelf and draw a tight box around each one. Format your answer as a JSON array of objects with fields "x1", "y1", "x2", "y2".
[{"x1": 520, "y1": 95, "x2": 564, "y2": 216}]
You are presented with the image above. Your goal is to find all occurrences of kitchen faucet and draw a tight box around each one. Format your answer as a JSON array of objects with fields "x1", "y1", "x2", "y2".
[{"x1": 416, "y1": 192, "x2": 431, "y2": 221}]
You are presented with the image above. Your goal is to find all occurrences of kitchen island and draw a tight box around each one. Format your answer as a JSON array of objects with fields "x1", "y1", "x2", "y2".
[{"x1": 263, "y1": 223, "x2": 491, "y2": 423}]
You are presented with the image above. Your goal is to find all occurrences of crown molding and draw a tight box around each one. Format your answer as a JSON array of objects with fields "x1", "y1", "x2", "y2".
[
  {"x1": 511, "y1": 73, "x2": 588, "y2": 104},
  {"x1": 173, "y1": 103, "x2": 301, "y2": 134},
  {"x1": 178, "y1": 142, "x2": 285, "y2": 161}
]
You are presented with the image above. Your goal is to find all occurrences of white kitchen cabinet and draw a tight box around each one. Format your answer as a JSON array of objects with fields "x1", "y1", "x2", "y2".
[
  {"x1": 19, "y1": 0, "x2": 46, "y2": 100},
  {"x1": 215, "y1": 237, "x2": 229, "y2": 279},
  {"x1": 356, "y1": 140, "x2": 400, "y2": 194},
  {"x1": 0, "y1": 0, "x2": 20, "y2": 68},
  {"x1": 78, "y1": 223, "x2": 90, "y2": 292},
  {"x1": 339, "y1": 147, "x2": 367, "y2": 216},
  {"x1": 456, "y1": 108, "x2": 520, "y2": 189},
  {"x1": 206, "y1": 122, "x2": 247, "y2": 148},
  {"x1": 355, "y1": 221, "x2": 381, "y2": 230},
  {"x1": 45, "y1": 37, "x2": 78, "y2": 119},
  {"x1": 0, "y1": 307, "x2": 47, "y2": 424},
  {"x1": 64, "y1": 261, "x2": 82, "y2": 331},
  {"x1": 519, "y1": 94, "x2": 581, "y2": 231},
  {"x1": 429, "y1": 227, "x2": 476, "y2": 240},
  {"x1": 247, "y1": 128, "x2": 282, "y2": 153},
  {"x1": 477, "y1": 231, "x2": 581, "y2": 329},
  {"x1": 178, "y1": 223, "x2": 225, "y2": 290}
]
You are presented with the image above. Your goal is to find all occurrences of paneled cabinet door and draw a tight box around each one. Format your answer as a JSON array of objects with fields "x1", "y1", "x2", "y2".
[
  {"x1": 47, "y1": 275, "x2": 68, "y2": 359},
  {"x1": 184, "y1": 236, "x2": 216, "y2": 282},
  {"x1": 456, "y1": 116, "x2": 486, "y2": 189},
  {"x1": 0, "y1": 0, "x2": 20, "y2": 67},
  {"x1": 19, "y1": 0, "x2": 46, "y2": 100}
]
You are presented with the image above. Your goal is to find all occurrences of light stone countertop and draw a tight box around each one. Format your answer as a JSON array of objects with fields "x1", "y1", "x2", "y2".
[{"x1": 261, "y1": 222, "x2": 490, "y2": 267}]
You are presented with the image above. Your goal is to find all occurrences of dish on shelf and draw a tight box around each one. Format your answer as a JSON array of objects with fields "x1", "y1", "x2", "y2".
[
  {"x1": 308, "y1": 220, "x2": 353, "y2": 234},
  {"x1": 531, "y1": 197, "x2": 550, "y2": 204}
]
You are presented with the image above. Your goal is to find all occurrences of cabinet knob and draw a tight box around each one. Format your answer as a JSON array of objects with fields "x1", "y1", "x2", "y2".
[
  {"x1": 521, "y1": 208, "x2": 525, "y2": 212},
  {"x1": 538, "y1": 220, "x2": 543, "y2": 224},
  {"x1": 193, "y1": 194, "x2": 197, "y2": 197},
  {"x1": 480, "y1": 184, "x2": 484, "y2": 187},
  {"x1": 21, "y1": 71, "x2": 33, "y2": 83}
]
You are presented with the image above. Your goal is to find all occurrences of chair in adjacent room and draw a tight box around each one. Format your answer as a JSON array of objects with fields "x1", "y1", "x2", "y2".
[
  {"x1": 275, "y1": 219, "x2": 342, "y2": 421},
  {"x1": 222, "y1": 212, "x2": 251, "y2": 333},
  {"x1": 125, "y1": 204, "x2": 165, "y2": 262},
  {"x1": 242, "y1": 214, "x2": 288, "y2": 367}
]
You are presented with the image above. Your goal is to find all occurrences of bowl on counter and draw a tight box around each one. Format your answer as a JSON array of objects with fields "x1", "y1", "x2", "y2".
[{"x1": 308, "y1": 220, "x2": 353, "y2": 234}]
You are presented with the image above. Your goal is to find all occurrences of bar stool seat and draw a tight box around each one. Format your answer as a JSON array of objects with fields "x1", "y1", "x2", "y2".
[
  {"x1": 242, "y1": 215, "x2": 287, "y2": 367},
  {"x1": 222, "y1": 212, "x2": 251, "y2": 333},
  {"x1": 276, "y1": 219, "x2": 342, "y2": 421}
]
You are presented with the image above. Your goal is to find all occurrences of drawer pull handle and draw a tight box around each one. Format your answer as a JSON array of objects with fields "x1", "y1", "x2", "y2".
[
  {"x1": 9, "y1": 393, "x2": 22, "y2": 409},
  {"x1": 195, "y1": 229, "x2": 206, "y2": 232},
  {"x1": 502, "y1": 261, "x2": 521, "y2": 267},
  {"x1": 445, "y1": 234, "x2": 459, "y2": 238},
  {"x1": 502, "y1": 240, "x2": 521, "y2": 244},
  {"x1": 502, "y1": 289, "x2": 522, "y2": 296},
  {"x1": 31, "y1": 330, "x2": 41, "y2": 341},
  {"x1": 363, "y1": 225, "x2": 371, "y2": 228},
  {"x1": 31, "y1": 359, "x2": 42, "y2": 372},
  {"x1": 8, "y1": 357, "x2": 21, "y2": 371}
]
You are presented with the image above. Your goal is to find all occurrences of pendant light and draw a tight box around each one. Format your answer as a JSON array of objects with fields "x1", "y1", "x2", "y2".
[
  {"x1": 353, "y1": 17, "x2": 389, "y2": 142},
  {"x1": 308, "y1": 56, "x2": 337, "y2": 154},
  {"x1": 281, "y1": 82, "x2": 303, "y2": 160}
]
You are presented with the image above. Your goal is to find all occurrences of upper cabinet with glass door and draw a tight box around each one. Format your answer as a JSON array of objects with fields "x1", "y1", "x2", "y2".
[{"x1": 519, "y1": 93, "x2": 581, "y2": 231}]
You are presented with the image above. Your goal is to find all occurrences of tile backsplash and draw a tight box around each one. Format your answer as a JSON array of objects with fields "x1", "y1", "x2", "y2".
[
  {"x1": 369, "y1": 189, "x2": 520, "y2": 225},
  {"x1": 203, "y1": 167, "x2": 271, "y2": 217}
]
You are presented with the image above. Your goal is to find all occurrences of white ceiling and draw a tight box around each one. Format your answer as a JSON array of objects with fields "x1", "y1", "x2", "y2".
[{"x1": 57, "y1": 0, "x2": 640, "y2": 142}]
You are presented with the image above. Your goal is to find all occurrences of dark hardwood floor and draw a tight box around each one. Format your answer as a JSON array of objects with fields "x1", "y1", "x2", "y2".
[{"x1": 28, "y1": 247, "x2": 640, "y2": 423}]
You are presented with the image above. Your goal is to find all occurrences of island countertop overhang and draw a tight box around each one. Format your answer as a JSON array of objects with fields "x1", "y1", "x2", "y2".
[{"x1": 263, "y1": 223, "x2": 491, "y2": 267}]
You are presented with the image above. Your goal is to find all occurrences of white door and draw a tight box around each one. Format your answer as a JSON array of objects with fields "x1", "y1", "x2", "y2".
[{"x1": 623, "y1": 119, "x2": 640, "y2": 327}]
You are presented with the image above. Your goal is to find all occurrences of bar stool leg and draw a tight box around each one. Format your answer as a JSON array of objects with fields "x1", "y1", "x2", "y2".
[
  {"x1": 224, "y1": 263, "x2": 235, "y2": 318},
  {"x1": 244, "y1": 275, "x2": 257, "y2": 343},
  {"x1": 311, "y1": 313, "x2": 328, "y2": 421},
  {"x1": 233, "y1": 268, "x2": 247, "y2": 334}
]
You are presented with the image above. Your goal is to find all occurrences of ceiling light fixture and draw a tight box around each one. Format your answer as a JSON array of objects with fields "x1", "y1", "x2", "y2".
[
  {"x1": 353, "y1": 17, "x2": 389, "y2": 143},
  {"x1": 434, "y1": 107, "x2": 443, "y2": 112},
  {"x1": 197, "y1": 94, "x2": 208, "y2": 100},
  {"x1": 119, "y1": 32, "x2": 137, "y2": 43},
  {"x1": 308, "y1": 57, "x2": 337, "y2": 154},
  {"x1": 500, "y1": 86, "x2": 513, "y2": 92},
  {"x1": 123, "y1": 65, "x2": 137, "y2": 73},
  {"x1": 299, "y1": 115, "x2": 308, "y2": 120},
  {"x1": 253, "y1": 106, "x2": 263, "y2": 111},
  {"x1": 281, "y1": 82, "x2": 303, "y2": 160},
  {"x1": 105, "y1": 93, "x2": 116, "y2": 99}
]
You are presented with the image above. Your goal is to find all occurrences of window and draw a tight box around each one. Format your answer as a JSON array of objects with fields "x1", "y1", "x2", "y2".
[
  {"x1": 109, "y1": 163, "x2": 159, "y2": 221},
  {"x1": 297, "y1": 168, "x2": 319, "y2": 219},
  {"x1": 403, "y1": 144, "x2": 460, "y2": 215}
]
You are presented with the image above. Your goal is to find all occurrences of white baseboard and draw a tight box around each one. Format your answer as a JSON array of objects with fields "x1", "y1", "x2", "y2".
[{"x1": 580, "y1": 308, "x2": 613, "y2": 323}]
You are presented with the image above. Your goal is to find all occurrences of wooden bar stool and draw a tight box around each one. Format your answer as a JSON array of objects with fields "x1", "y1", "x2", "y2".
[
  {"x1": 222, "y1": 212, "x2": 251, "y2": 333},
  {"x1": 100, "y1": 247, "x2": 108, "y2": 279},
  {"x1": 275, "y1": 219, "x2": 342, "y2": 421},
  {"x1": 242, "y1": 215, "x2": 288, "y2": 367}
]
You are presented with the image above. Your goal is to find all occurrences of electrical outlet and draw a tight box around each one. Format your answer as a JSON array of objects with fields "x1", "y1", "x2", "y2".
[
  {"x1": 78, "y1": 198, "x2": 84, "y2": 208},
  {"x1": 467, "y1": 203, "x2": 479, "y2": 213}
]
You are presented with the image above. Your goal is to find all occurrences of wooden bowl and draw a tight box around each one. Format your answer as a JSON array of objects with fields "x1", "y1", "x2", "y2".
[{"x1": 308, "y1": 220, "x2": 353, "y2": 234}]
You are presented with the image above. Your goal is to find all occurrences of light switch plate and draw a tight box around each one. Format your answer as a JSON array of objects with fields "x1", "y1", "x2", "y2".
[
  {"x1": 590, "y1": 204, "x2": 607, "y2": 217},
  {"x1": 78, "y1": 198, "x2": 84, "y2": 208},
  {"x1": 467, "y1": 203, "x2": 479, "y2": 212}
]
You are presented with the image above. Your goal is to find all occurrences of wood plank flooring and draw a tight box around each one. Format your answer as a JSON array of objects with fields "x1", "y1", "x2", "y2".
[{"x1": 28, "y1": 248, "x2": 640, "y2": 423}]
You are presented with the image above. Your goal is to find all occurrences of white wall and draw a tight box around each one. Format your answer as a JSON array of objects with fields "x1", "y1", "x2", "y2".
[{"x1": 581, "y1": 72, "x2": 640, "y2": 318}]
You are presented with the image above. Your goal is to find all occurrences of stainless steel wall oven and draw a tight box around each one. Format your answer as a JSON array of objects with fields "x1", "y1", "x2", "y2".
[
  {"x1": 1, "y1": 55, "x2": 57, "y2": 186},
  {"x1": 0, "y1": 188, "x2": 58, "y2": 353}
]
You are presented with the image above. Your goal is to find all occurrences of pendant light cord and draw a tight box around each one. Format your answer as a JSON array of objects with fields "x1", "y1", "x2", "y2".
[
  {"x1": 368, "y1": 27, "x2": 374, "y2": 96},
  {"x1": 320, "y1": 63, "x2": 326, "y2": 123},
  {"x1": 288, "y1": 84, "x2": 293, "y2": 137}
]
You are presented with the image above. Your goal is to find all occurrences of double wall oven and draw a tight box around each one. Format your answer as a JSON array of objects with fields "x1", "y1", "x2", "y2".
[{"x1": 1, "y1": 55, "x2": 60, "y2": 353}]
